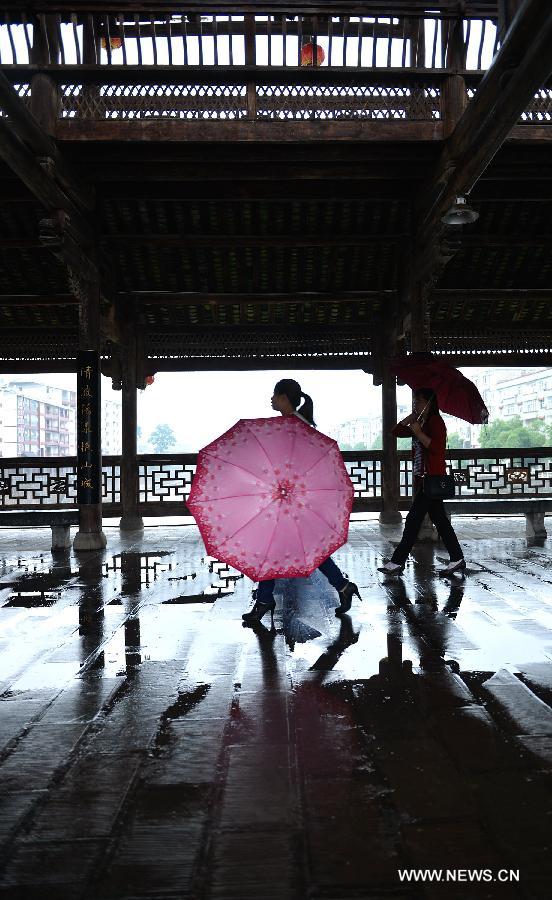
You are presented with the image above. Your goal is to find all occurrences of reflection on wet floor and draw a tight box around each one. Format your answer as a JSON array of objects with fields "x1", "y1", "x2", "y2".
[{"x1": 0, "y1": 517, "x2": 552, "y2": 899}]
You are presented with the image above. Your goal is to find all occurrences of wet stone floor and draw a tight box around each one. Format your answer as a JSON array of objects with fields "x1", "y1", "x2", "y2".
[{"x1": 0, "y1": 516, "x2": 552, "y2": 900}]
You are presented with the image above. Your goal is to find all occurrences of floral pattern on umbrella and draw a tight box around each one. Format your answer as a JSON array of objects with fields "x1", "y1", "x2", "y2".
[{"x1": 188, "y1": 416, "x2": 354, "y2": 581}]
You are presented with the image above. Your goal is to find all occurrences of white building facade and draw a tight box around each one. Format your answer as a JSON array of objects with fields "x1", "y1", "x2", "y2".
[
  {"x1": 332, "y1": 402, "x2": 410, "y2": 448},
  {"x1": 0, "y1": 380, "x2": 122, "y2": 457},
  {"x1": 0, "y1": 381, "x2": 77, "y2": 457}
]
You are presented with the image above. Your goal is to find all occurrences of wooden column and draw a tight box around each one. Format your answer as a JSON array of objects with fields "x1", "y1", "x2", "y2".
[
  {"x1": 442, "y1": 15, "x2": 467, "y2": 138},
  {"x1": 120, "y1": 310, "x2": 143, "y2": 532},
  {"x1": 73, "y1": 276, "x2": 107, "y2": 551},
  {"x1": 374, "y1": 301, "x2": 402, "y2": 526},
  {"x1": 379, "y1": 364, "x2": 402, "y2": 525},
  {"x1": 409, "y1": 280, "x2": 428, "y2": 354},
  {"x1": 245, "y1": 15, "x2": 257, "y2": 120},
  {"x1": 30, "y1": 15, "x2": 60, "y2": 135},
  {"x1": 405, "y1": 277, "x2": 436, "y2": 540}
]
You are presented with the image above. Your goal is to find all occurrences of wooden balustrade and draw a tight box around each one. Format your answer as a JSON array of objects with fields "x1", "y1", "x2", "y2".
[{"x1": 1, "y1": 448, "x2": 551, "y2": 519}]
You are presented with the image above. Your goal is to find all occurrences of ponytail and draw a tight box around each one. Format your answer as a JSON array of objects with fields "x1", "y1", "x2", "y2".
[
  {"x1": 273, "y1": 379, "x2": 316, "y2": 426},
  {"x1": 298, "y1": 392, "x2": 316, "y2": 427}
]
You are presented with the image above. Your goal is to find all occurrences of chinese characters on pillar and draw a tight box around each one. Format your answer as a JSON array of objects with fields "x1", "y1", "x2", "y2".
[{"x1": 77, "y1": 351, "x2": 100, "y2": 504}]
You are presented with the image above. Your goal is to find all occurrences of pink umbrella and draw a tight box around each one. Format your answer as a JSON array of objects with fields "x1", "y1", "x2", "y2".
[{"x1": 188, "y1": 416, "x2": 354, "y2": 581}]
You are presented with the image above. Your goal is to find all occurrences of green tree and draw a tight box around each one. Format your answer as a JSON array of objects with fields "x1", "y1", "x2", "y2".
[
  {"x1": 149, "y1": 424, "x2": 177, "y2": 453},
  {"x1": 447, "y1": 431, "x2": 464, "y2": 449},
  {"x1": 479, "y1": 416, "x2": 551, "y2": 449},
  {"x1": 371, "y1": 433, "x2": 411, "y2": 451}
]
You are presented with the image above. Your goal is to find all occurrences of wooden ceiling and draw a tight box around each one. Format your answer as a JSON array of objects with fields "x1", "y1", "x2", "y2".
[{"x1": 0, "y1": 2, "x2": 551, "y2": 372}]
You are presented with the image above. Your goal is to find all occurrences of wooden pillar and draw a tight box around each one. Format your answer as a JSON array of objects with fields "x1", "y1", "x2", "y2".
[
  {"x1": 120, "y1": 310, "x2": 143, "y2": 532},
  {"x1": 406, "y1": 278, "x2": 437, "y2": 540},
  {"x1": 409, "y1": 280, "x2": 428, "y2": 354},
  {"x1": 442, "y1": 15, "x2": 467, "y2": 138},
  {"x1": 379, "y1": 364, "x2": 402, "y2": 525},
  {"x1": 30, "y1": 15, "x2": 60, "y2": 135},
  {"x1": 73, "y1": 276, "x2": 107, "y2": 551},
  {"x1": 245, "y1": 15, "x2": 257, "y2": 120},
  {"x1": 373, "y1": 300, "x2": 402, "y2": 526}
]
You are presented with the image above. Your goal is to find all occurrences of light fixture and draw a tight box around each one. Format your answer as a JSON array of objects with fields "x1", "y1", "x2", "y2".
[{"x1": 441, "y1": 195, "x2": 479, "y2": 225}]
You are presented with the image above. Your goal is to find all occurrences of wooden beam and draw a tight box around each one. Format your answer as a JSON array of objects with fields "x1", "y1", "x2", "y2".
[
  {"x1": 3, "y1": 64, "x2": 452, "y2": 87},
  {"x1": 5, "y1": 175, "x2": 552, "y2": 205},
  {"x1": 129, "y1": 291, "x2": 391, "y2": 307},
  {"x1": 0, "y1": 3, "x2": 502, "y2": 19},
  {"x1": 103, "y1": 233, "x2": 403, "y2": 249},
  {"x1": 95, "y1": 180, "x2": 414, "y2": 202},
  {"x1": 148, "y1": 323, "x2": 376, "y2": 335},
  {"x1": 0, "y1": 70, "x2": 94, "y2": 212},
  {"x1": 146, "y1": 356, "x2": 374, "y2": 373},
  {"x1": 0, "y1": 294, "x2": 77, "y2": 306},
  {"x1": 455, "y1": 234, "x2": 552, "y2": 248},
  {"x1": 75, "y1": 160, "x2": 429, "y2": 184},
  {"x1": 0, "y1": 289, "x2": 548, "y2": 312},
  {"x1": 0, "y1": 357, "x2": 77, "y2": 373},
  {"x1": 432, "y1": 351, "x2": 552, "y2": 366},
  {"x1": 55, "y1": 120, "x2": 443, "y2": 143},
  {"x1": 433, "y1": 289, "x2": 552, "y2": 302},
  {"x1": 0, "y1": 116, "x2": 93, "y2": 244}
]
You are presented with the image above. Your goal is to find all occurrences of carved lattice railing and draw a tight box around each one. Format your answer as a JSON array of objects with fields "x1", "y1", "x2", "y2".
[
  {"x1": 0, "y1": 456, "x2": 120, "y2": 510},
  {"x1": 1, "y1": 449, "x2": 551, "y2": 517},
  {"x1": 399, "y1": 448, "x2": 552, "y2": 499},
  {"x1": 55, "y1": 75, "x2": 442, "y2": 121}
]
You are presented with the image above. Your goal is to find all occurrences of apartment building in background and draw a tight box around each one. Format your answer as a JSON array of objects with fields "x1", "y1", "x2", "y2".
[
  {"x1": 464, "y1": 367, "x2": 552, "y2": 444},
  {"x1": 331, "y1": 402, "x2": 410, "y2": 448},
  {"x1": 0, "y1": 381, "x2": 122, "y2": 457},
  {"x1": 488, "y1": 368, "x2": 552, "y2": 425}
]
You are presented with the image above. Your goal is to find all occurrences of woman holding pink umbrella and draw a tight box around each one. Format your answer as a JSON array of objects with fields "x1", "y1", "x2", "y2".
[{"x1": 242, "y1": 378, "x2": 362, "y2": 627}]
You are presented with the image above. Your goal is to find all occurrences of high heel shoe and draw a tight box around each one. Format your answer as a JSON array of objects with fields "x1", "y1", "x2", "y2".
[
  {"x1": 377, "y1": 561, "x2": 404, "y2": 576},
  {"x1": 439, "y1": 558, "x2": 466, "y2": 577},
  {"x1": 242, "y1": 598, "x2": 276, "y2": 628},
  {"x1": 335, "y1": 580, "x2": 362, "y2": 617}
]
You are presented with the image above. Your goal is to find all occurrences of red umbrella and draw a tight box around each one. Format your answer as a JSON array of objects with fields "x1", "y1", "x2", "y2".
[{"x1": 390, "y1": 354, "x2": 489, "y2": 424}]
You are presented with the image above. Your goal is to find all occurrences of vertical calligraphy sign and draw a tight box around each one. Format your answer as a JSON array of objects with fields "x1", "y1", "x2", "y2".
[{"x1": 77, "y1": 350, "x2": 101, "y2": 505}]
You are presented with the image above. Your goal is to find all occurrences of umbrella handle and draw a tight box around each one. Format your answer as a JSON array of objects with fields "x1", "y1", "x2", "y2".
[{"x1": 416, "y1": 397, "x2": 433, "y2": 424}]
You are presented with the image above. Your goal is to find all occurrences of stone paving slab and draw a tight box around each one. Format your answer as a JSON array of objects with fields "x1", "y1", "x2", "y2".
[{"x1": 0, "y1": 520, "x2": 551, "y2": 899}]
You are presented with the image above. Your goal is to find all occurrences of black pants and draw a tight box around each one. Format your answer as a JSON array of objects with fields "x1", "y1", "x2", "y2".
[
  {"x1": 391, "y1": 489, "x2": 463, "y2": 567},
  {"x1": 256, "y1": 556, "x2": 347, "y2": 604}
]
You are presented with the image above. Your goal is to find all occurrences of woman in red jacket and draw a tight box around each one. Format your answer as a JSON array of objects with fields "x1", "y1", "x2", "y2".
[{"x1": 378, "y1": 387, "x2": 465, "y2": 576}]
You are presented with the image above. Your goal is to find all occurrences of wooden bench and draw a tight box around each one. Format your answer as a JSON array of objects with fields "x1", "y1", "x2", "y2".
[
  {"x1": 445, "y1": 499, "x2": 552, "y2": 540},
  {"x1": 0, "y1": 509, "x2": 80, "y2": 550}
]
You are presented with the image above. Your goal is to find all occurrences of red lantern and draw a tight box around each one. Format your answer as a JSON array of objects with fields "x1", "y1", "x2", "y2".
[
  {"x1": 101, "y1": 36, "x2": 123, "y2": 51},
  {"x1": 300, "y1": 42, "x2": 325, "y2": 67},
  {"x1": 145, "y1": 375, "x2": 155, "y2": 386}
]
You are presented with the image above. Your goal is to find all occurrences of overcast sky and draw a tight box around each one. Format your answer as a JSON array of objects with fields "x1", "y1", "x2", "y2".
[
  {"x1": 14, "y1": 369, "x2": 410, "y2": 449},
  {"x1": 3, "y1": 367, "x2": 548, "y2": 450}
]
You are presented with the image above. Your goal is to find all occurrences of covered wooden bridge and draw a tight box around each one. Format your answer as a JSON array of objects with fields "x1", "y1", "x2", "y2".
[
  {"x1": 2, "y1": 5, "x2": 552, "y2": 900},
  {"x1": 0, "y1": 0, "x2": 551, "y2": 544}
]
